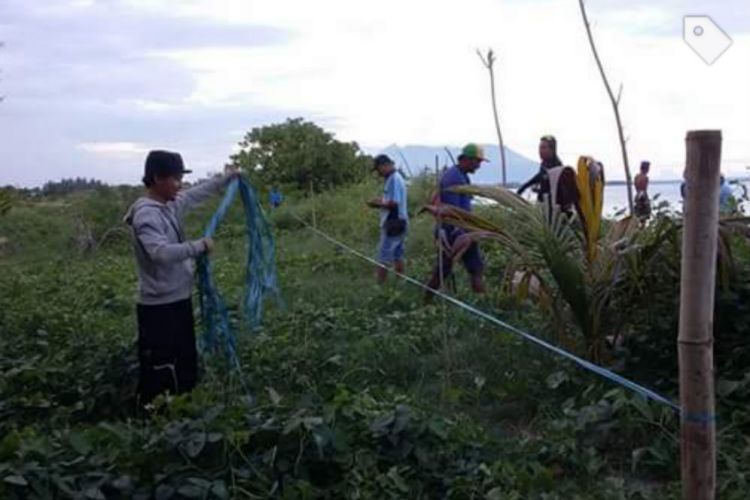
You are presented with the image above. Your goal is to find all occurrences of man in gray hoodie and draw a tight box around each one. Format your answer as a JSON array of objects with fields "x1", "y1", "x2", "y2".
[{"x1": 124, "y1": 150, "x2": 236, "y2": 406}]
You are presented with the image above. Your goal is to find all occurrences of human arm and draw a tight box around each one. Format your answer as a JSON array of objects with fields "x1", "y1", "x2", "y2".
[
  {"x1": 134, "y1": 214, "x2": 213, "y2": 264},
  {"x1": 367, "y1": 175, "x2": 402, "y2": 211},
  {"x1": 173, "y1": 167, "x2": 240, "y2": 218},
  {"x1": 367, "y1": 198, "x2": 397, "y2": 209},
  {"x1": 517, "y1": 172, "x2": 542, "y2": 196}
]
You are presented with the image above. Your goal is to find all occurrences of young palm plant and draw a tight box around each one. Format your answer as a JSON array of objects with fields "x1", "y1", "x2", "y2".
[
  {"x1": 423, "y1": 157, "x2": 636, "y2": 362},
  {"x1": 424, "y1": 160, "x2": 750, "y2": 362}
]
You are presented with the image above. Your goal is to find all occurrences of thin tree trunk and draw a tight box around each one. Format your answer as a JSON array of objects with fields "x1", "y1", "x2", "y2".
[
  {"x1": 477, "y1": 49, "x2": 507, "y2": 186},
  {"x1": 679, "y1": 130, "x2": 720, "y2": 500},
  {"x1": 577, "y1": 0, "x2": 634, "y2": 214}
]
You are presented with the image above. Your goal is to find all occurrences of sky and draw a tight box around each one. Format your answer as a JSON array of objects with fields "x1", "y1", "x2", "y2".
[{"x1": 0, "y1": 0, "x2": 748, "y2": 187}]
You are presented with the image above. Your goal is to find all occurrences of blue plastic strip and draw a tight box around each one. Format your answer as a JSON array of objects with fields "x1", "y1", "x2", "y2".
[{"x1": 197, "y1": 177, "x2": 280, "y2": 382}]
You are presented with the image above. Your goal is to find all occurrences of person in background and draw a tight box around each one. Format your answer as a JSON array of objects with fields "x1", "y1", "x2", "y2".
[
  {"x1": 269, "y1": 187, "x2": 283, "y2": 209},
  {"x1": 425, "y1": 143, "x2": 487, "y2": 297},
  {"x1": 634, "y1": 161, "x2": 651, "y2": 220},
  {"x1": 517, "y1": 135, "x2": 563, "y2": 200},
  {"x1": 367, "y1": 154, "x2": 408, "y2": 283},
  {"x1": 124, "y1": 150, "x2": 238, "y2": 407},
  {"x1": 680, "y1": 169, "x2": 686, "y2": 200},
  {"x1": 719, "y1": 175, "x2": 735, "y2": 214}
]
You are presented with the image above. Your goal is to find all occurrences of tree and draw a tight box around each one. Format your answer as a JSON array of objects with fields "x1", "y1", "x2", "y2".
[
  {"x1": 578, "y1": 0, "x2": 634, "y2": 215},
  {"x1": 231, "y1": 118, "x2": 371, "y2": 192},
  {"x1": 477, "y1": 48, "x2": 507, "y2": 186}
]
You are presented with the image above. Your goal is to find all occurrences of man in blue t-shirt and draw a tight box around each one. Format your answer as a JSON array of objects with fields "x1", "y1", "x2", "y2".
[
  {"x1": 269, "y1": 187, "x2": 283, "y2": 209},
  {"x1": 367, "y1": 154, "x2": 408, "y2": 283},
  {"x1": 426, "y1": 143, "x2": 487, "y2": 297},
  {"x1": 719, "y1": 175, "x2": 735, "y2": 213}
]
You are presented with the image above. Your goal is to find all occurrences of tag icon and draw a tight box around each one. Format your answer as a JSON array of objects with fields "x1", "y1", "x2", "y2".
[{"x1": 683, "y1": 16, "x2": 733, "y2": 65}]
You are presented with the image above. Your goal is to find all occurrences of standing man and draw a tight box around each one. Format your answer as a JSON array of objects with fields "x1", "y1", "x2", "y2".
[
  {"x1": 517, "y1": 135, "x2": 563, "y2": 200},
  {"x1": 367, "y1": 154, "x2": 408, "y2": 283},
  {"x1": 269, "y1": 186, "x2": 283, "y2": 209},
  {"x1": 634, "y1": 161, "x2": 651, "y2": 221},
  {"x1": 426, "y1": 143, "x2": 487, "y2": 296},
  {"x1": 124, "y1": 150, "x2": 237, "y2": 406}
]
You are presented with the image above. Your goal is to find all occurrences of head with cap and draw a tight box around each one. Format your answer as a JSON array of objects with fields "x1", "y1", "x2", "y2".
[
  {"x1": 372, "y1": 154, "x2": 396, "y2": 178},
  {"x1": 539, "y1": 135, "x2": 562, "y2": 167},
  {"x1": 457, "y1": 143, "x2": 487, "y2": 174},
  {"x1": 142, "y1": 150, "x2": 192, "y2": 201}
]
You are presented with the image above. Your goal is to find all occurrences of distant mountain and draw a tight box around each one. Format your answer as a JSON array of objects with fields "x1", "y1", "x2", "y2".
[{"x1": 378, "y1": 144, "x2": 539, "y2": 185}]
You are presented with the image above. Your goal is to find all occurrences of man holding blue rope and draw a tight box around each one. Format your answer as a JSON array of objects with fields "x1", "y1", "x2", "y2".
[{"x1": 124, "y1": 150, "x2": 238, "y2": 407}]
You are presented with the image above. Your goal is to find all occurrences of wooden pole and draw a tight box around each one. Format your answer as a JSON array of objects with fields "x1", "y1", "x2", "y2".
[
  {"x1": 435, "y1": 155, "x2": 444, "y2": 291},
  {"x1": 309, "y1": 179, "x2": 316, "y2": 228},
  {"x1": 679, "y1": 130, "x2": 721, "y2": 500}
]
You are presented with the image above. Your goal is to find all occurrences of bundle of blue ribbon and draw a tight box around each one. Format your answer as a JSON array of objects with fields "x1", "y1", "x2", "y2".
[{"x1": 196, "y1": 177, "x2": 280, "y2": 369}]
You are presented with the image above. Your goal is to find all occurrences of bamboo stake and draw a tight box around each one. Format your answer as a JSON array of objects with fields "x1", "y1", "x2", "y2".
[
  {"x1": 395, "y1": 149, "x2": 413, "y2": 178},
  {"x1": 309, "y1": 179, "x2": 316, "y2": 228},
  {"x1": 577, "y1": 0, "x2": 634, "y2": 215},
  {"x1": 444, "y1": 147, "x2": 456, "y2": 167},
  {"x1": 679, "y1": 130, "x2": 721, "y2": 500},
  {"x1": 477, "y1": 48, "x2": 507, "y2": 186},
  {"x1": 435, "y1": 155, "x2": 444, "y2": 292}
]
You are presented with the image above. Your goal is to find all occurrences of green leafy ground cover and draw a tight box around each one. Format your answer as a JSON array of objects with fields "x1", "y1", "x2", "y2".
[{"x1": 0, "y1": 179, "x2": 747, "y2": 499}]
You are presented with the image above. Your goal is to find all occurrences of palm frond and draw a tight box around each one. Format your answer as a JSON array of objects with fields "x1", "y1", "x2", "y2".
[
  {"x1": 420, "y1": 204, "x2": 505, "y2": 234},
  {"x1": 449, "y1": 184, "x2": 532, "y2": 212}
]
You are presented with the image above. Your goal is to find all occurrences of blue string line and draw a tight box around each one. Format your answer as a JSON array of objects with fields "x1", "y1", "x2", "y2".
[
  {"x1": 196, "y1": 177, "x2": 281, "y2": 394},
  {"x1": 682, "y1": 412, "x2": 717, "y2": 424},
  {"x1": 294, "y1": 214, "x2": 682, "y2": 413}
]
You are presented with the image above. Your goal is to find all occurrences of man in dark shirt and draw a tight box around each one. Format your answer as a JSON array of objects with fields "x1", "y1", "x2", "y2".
[
  {"x1": 425, "y1": 143, "x2": 487, "y2": 297},
  {"x1": 517, "y1": 135, "x2": 563, "y2": 201}
]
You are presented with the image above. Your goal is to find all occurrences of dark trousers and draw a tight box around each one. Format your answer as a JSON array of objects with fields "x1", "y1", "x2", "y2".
[
  {"x1": 136, "y1": 298, "x2": 198, "y2": 405},
  {"x1": 433, "y1": 227, "x2": 484, "y2": 279}
]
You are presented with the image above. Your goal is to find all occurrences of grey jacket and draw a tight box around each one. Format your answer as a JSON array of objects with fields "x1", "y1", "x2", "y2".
[{"x1": 124, "y1": 175, "x2": 229, "y2": 305}]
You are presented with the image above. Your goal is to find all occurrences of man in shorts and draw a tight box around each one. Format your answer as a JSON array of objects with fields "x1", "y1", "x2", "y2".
[
  {"x1": 426, "y1": 143, "x2": 487, "y2": 296},
  {"x1": 367, "y1": 154, "x2": 408, "y2": 283}
]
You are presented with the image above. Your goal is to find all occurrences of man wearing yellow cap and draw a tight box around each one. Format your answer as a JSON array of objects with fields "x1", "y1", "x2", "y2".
[{"x1": 426, "y1": 143, "x2": 487, "y2": 296}]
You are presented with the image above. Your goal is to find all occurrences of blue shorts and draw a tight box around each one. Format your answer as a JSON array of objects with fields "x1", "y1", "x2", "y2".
[{"x1": 378, "y1": 229, "x2": 406, "y2": 264}]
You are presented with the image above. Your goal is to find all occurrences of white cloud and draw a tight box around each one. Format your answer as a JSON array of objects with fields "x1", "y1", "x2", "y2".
[
  {"x1": 77, "y1": 141, "x2": 150, "y2": 156},
  {"x1": 2, "y1": 0, "x2": 748, "y2": 186},
  {"x1": 128, "y1": 99, "x2": 177, "y2": 112},
  {"x1": 155, "y1": 0, "x2": 749, "y2": 180}
]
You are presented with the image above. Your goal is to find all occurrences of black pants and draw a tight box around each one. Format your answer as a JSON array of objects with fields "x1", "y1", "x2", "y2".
[
  {"x1": 433, "y1": 227, "x2": 484, "y2": 279},
  {"x1": 136, "y1": 298, "x2": 198, "y2": 405}
]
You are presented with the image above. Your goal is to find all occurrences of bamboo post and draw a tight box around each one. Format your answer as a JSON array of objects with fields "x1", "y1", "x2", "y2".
[
  {"x1": 679, "y1": 130, "x2": 721, "y2": 500},
  {"x1": 309, "y1": 179, "x2": 316, "y2": 228},
  {"x1": 435, "y1": 155, "x2": 444, "y2": 291}
]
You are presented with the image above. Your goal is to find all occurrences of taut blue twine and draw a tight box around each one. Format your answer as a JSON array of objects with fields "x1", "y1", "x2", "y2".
[{"x1": 294, "y1": 214, "x2": 681, "y2": 413}]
